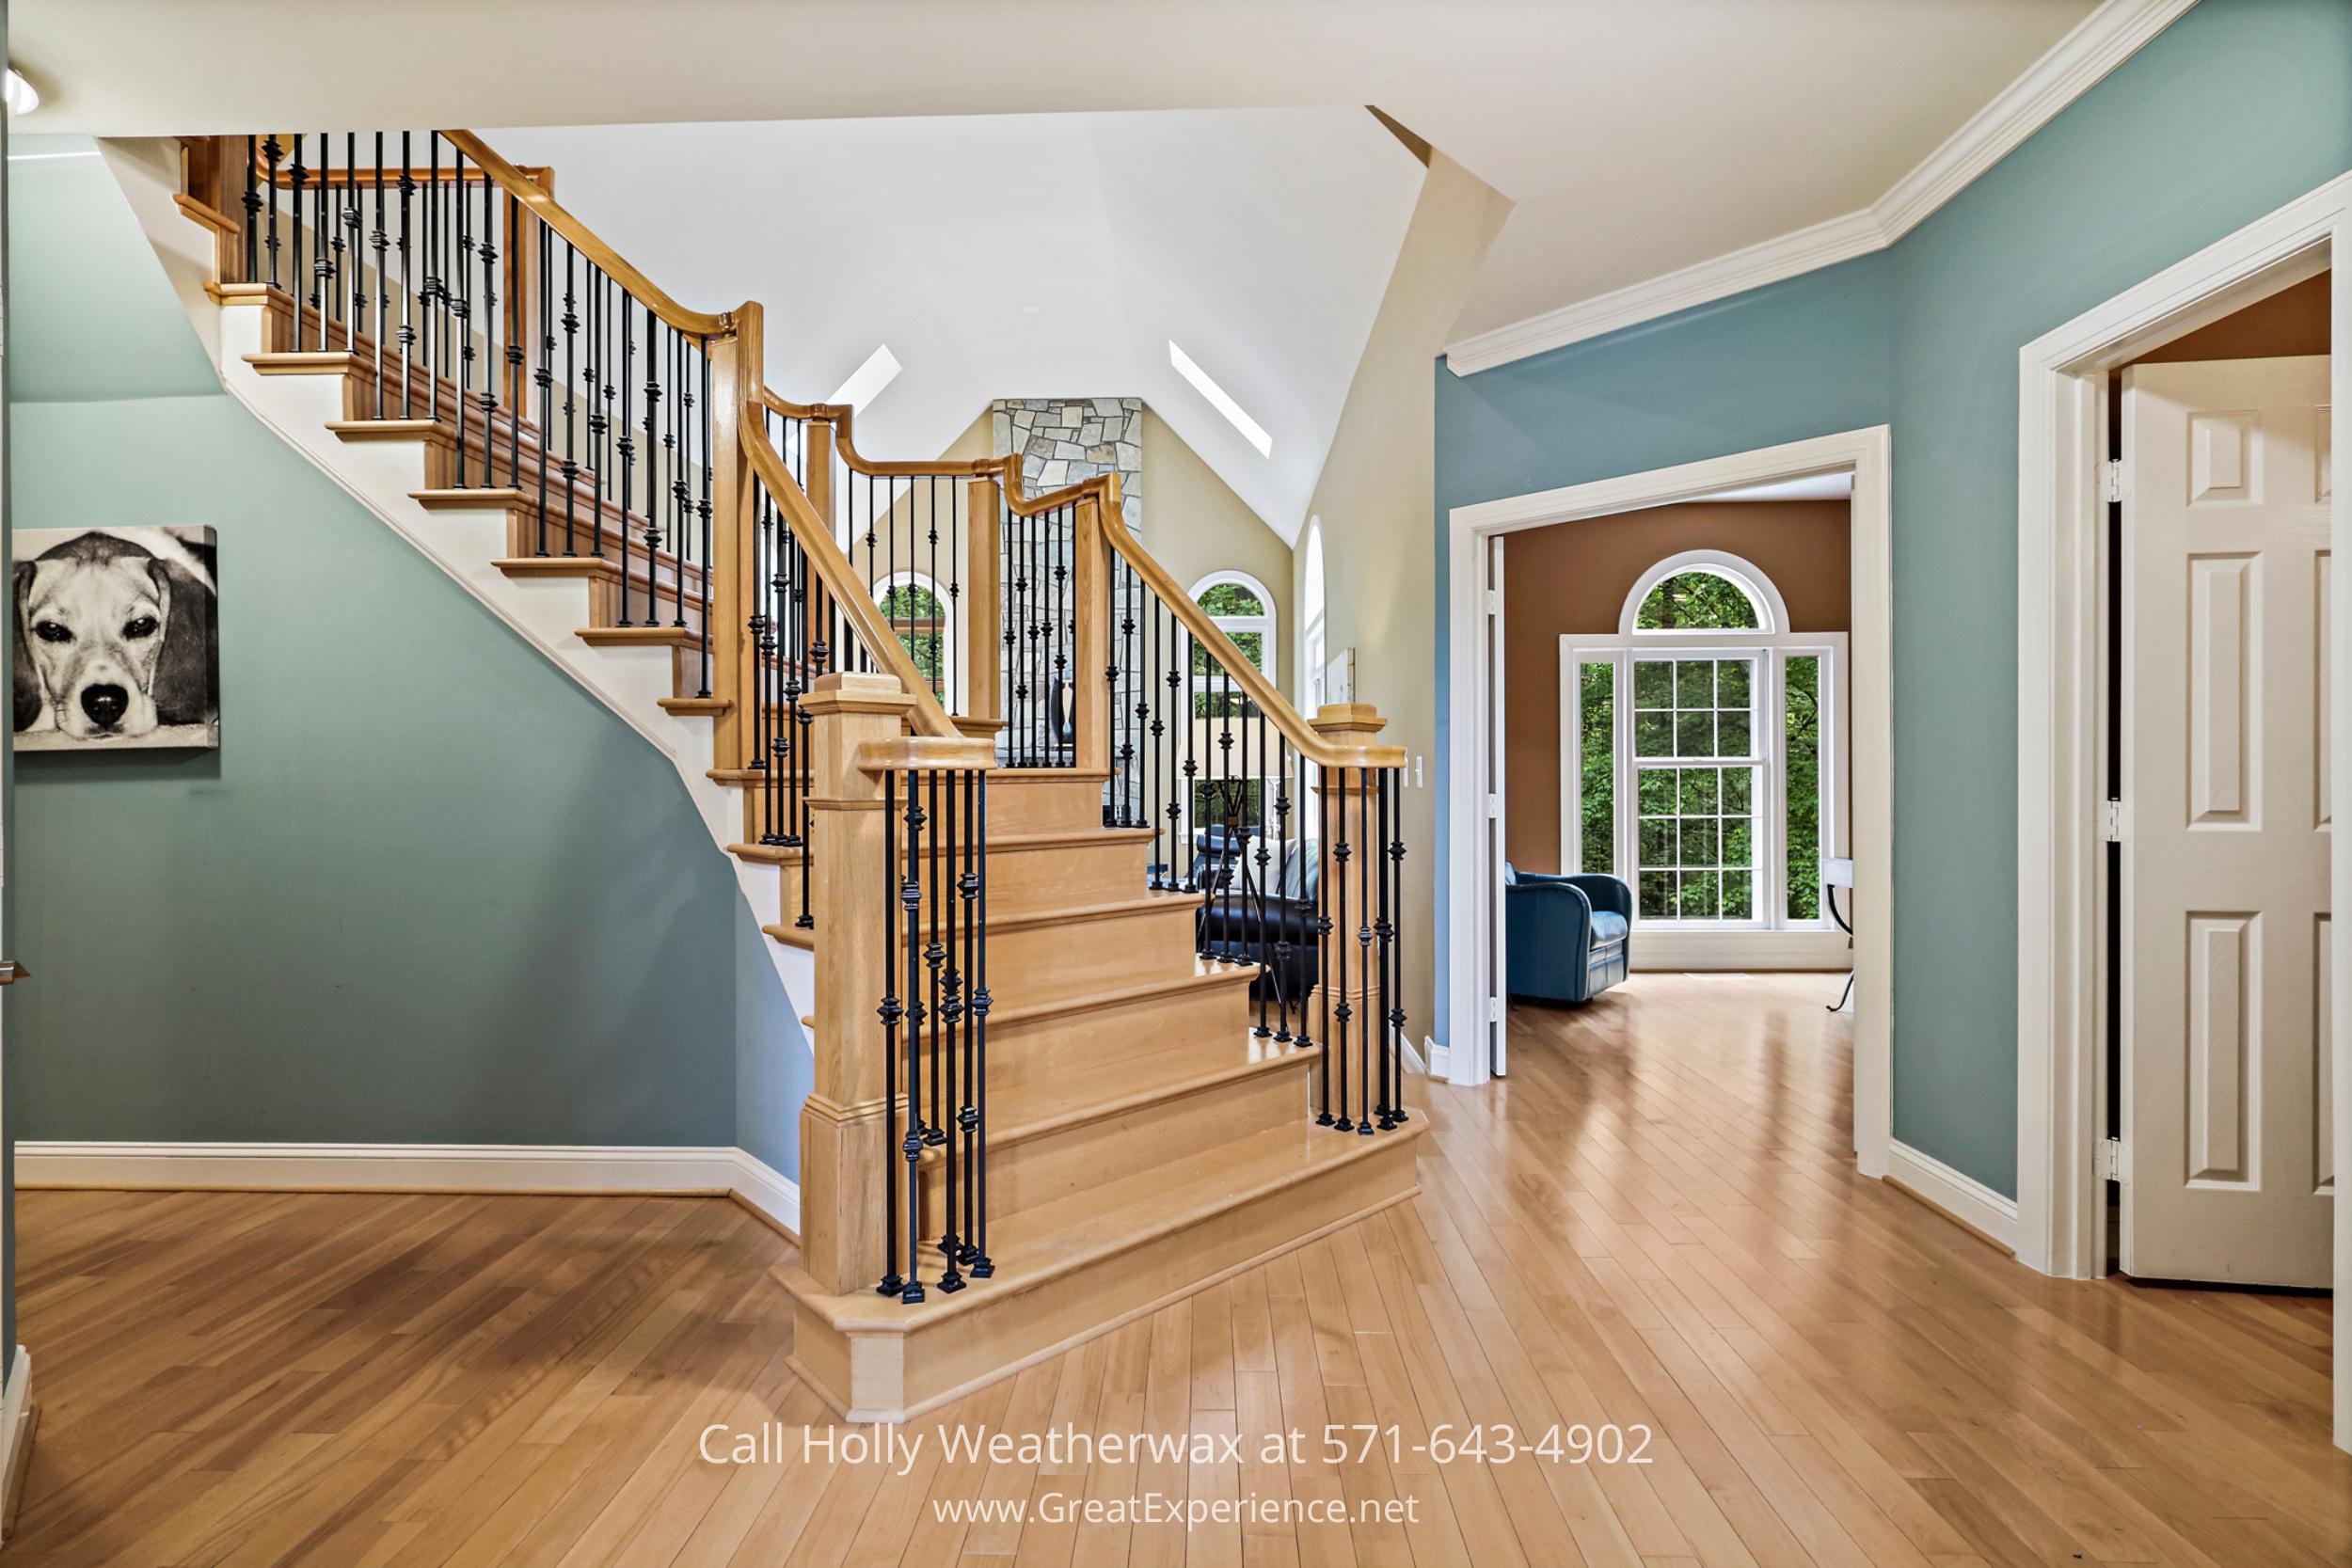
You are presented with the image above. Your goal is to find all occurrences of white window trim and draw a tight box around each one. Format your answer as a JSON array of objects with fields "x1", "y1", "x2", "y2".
[
  {"x1": 872, "y1": 569, "x2": 959, "y2": 709},
  {"x1": 1562, "y1": 632, "x2": 1849, "y2": 939},
  {"x1": 1189, "y1": 569, "x2": 1277, "y2": 680},
  {"x1": 1619, "y1": 547, "x2": 1792, "y2": 636}
]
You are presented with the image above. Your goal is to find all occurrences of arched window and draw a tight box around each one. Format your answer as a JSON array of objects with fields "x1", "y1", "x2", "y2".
[
  {"x1": 1301, "y1": 518, "x2": 1327, "y2": 709},
  {"x1": 1565, "y1": 550, "x2": 1846, "y2": 929},
  {"x1": 875, "y1": 574, "x2": 952, "y2": 699},
  {"x1": 1189, "y1": 570, "x2": 1275, "y2": 703}
]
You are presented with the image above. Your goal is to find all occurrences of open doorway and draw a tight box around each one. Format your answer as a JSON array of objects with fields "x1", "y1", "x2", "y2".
[
  {"x1": 1509, "y1": 483, "x2": 1854, "y2": 974},
  {"x1": 1446, "y1": 427, "x2": 1895, "y2": 1180},
  {"x1": 2016, "y1": 176, "x2": 2349, "y2": 1316},
  {"x1": 2106, "y1": 272, "x2": 2332, "y2": 1288}
]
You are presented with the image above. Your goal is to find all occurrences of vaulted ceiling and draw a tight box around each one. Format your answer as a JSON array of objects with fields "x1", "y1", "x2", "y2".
[{"x1": 15, "y1": 0, "x2": 2118, "y2": 534}]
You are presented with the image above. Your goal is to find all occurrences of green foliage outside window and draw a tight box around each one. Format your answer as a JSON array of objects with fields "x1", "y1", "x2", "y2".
[
  {"x1": 1635, "y1": 570, "x2": 1758, "y2": 630},
  {"x1": 880, "y1": 583, "x2": 946, "y2": 694},
  {"x1": 1785, "y1": 655, "x2": 1820, "y2": 920},
  {"x1": 1579, "y1": 662, "x2": 1613, "y2": 874},
  {"x1": 1193, "y1": 583, "x2": 1265, "y2": 718}
]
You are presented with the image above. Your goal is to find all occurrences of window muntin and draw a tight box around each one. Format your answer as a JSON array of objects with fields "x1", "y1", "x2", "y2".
[
  {"x1": 1566, "y1": 552, "x2": 1842, "y2": 931},
  {"x1": 1631, "y1": 656, "x2": 1759, "y2": 920}
]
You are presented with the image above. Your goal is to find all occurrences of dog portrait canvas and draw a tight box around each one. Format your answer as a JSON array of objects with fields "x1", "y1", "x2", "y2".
[{"x1": 13, "y1": 527, "x2": 219, "y2": 750}]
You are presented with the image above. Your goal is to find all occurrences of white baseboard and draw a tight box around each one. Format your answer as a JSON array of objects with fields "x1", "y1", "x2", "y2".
[
  {"x1": 728, "y1": 1148, "x2": 802, "y2": 1236},
  {"x1": 1887, "y1": 1139, "x2": 2020, "y2": 1252},
  {"x1": 1631, "y1": 928, "x2": 1854, "y2": 972},
  {"x1": 1422, "y1": 1037, "x2": 1451, "y2": 1079},
  {"x1": 16, "y1": 1142, "x2": 798, "y2": 1234}
]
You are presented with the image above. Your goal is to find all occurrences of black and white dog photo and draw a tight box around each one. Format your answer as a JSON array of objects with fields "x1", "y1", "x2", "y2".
[{"x1": 13, "y1": 527, "x2": 218, "y2": 750}]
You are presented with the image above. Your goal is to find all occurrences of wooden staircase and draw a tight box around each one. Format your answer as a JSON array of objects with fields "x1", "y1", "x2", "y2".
[{"x1": 167, "y1": 129, "x2": 1423, "y2": 1423}]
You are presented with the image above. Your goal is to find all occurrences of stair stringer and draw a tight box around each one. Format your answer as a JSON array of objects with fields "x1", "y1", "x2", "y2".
[{"x1": 203, "y1": 298, "x2": 815, "y2": 1021}]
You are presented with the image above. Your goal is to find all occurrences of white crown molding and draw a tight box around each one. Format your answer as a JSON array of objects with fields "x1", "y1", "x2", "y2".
[
  {"x1": 16, "y1": 1141, "x2": 800, "y2": 1234},
  {"x1": 1443, "y1": 0, "x2": 2199, "y2": 376}
]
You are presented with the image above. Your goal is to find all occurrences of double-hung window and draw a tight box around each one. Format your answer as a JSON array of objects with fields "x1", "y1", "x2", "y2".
[{"x1": 1563, "y1": 553, "x2": 1846, "y2": 929}]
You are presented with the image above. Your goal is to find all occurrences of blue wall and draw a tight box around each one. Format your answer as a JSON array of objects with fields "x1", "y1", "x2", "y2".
[
  {"x1": 8, "y1": 138, "x2": 805, "y2": 1165},
  {"x1": 1438, "y1": 0, "x2": 2352, "y2": 1196}
]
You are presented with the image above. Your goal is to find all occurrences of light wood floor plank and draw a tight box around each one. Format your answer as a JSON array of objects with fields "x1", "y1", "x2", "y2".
[{"x1": 9, "y1": 974, "x2": 2346, "y2": 1565}]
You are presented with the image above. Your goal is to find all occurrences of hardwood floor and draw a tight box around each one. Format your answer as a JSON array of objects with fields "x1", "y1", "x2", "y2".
[{"x1": 9, "y1": 972, "x2": 2347, "y2": 1565}]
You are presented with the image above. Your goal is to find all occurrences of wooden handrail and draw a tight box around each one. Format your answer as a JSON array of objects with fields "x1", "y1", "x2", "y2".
[
  {"x1": 759, "y1": 389, "x2": 997, "y2": 480},
  {"x1": 739, "y1": 419, "x2": 962, "y2": 739},
  {"x1": 755, "y1": 389, "x2": 1115, "y2": 514},
  {"x1": 1087, "y1": 479, "x2": 1406, "y2": 770},
  {"x1": 442, "y1": 130, "x2": 734, "y2": 339}
]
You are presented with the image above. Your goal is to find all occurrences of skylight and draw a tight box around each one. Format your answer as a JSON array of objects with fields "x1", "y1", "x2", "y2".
[
  {"x1": 827, "y1": 344, "x2": 901, "y2": 410},
  {"x1": 1168, "y1": 341, "x2": 1272, "y2": 457}
]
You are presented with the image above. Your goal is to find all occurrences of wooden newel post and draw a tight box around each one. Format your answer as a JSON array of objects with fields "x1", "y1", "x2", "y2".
[
  {"x1": 709, "y1": 301, "x2": 762, "y2": 786},
  {"x1": 797, "y1": 671, "x2": 918, "y2": 1298},
  {"x1": 1071, "y1": 482, "x2": 1115, "y2": 773}
]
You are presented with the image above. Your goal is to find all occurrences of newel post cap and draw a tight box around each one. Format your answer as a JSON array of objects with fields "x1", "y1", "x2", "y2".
[
  {"x1": 1309, "y1": 703, "x2": 1387, "y2": 743},
  {"x1": 802, "y1": 671, "x2": 915, "y2": 718}
]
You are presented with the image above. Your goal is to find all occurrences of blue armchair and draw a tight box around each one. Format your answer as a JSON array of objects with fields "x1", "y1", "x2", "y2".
[{"x1": 1504, "y1": 864, "x2": 1631, "y2": 1004}]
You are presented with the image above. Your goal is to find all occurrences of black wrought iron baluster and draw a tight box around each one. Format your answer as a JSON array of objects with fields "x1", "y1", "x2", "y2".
[
  {"x1": 640, "y1": 303, "x2": 661, "y2": 629},
  {"x1": 477, "y1": 162, "x2": 501, "y2": 489},
  {"x1": 397, "y1": 134, "x2": 414, "y2": 419},
  {"x1": 878, "y1": 767, "x2": 905, "y2": 1300},
  {"x1": 423, "y1": 133, "x2": 441, "y2": 425},
  {"x1": 343, "y1": 133, "x2": 363, "y2": 345},
  {"x1": 453, "y1": 146, "x2": 474, "y2": 488},
  {"x1": 242, "y1": 135, "x2": 262, "y2": 284},
  {"x1": 534, "y1": 219, "x2": 554, "y2": 556},
  {"x1": 899, "y1": 770, "x2": 928, "y2": 1304},
  {"x1": 1316, "y1": 768, "x2": 1335, "y2": 1125},
  {"x1": 617, "y1": 288, "x2": 636, "y2": 625},
  {"x1": 289, "y1": 136, "x2": 306, "y2": 349},
  {"x1": 502, "y1": 188, "x2": 523, "y2": 492},
  {"x1": 1377, "y1": 768, "x2": 1401, "y2": 1130},
  {"x1": 371, "y1": 134, "x2": 388, "y2": 419},
  {"x1": 969, "y1": 769, "x2": 993, "y2": 1277}
]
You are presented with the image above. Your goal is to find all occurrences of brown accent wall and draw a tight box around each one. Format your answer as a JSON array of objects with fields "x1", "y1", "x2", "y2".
[
  {"x1": 2131, "y1": 269, "x2": 2328, "y2": 363},
  {"x1": 1502, "y1": 499, "x2": 1851, "y2": 873}
]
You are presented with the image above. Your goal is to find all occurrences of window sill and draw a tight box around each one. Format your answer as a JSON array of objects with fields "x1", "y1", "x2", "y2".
[{"x1": 1629, "y1": 927, "x2": 1852, "y2": 972}]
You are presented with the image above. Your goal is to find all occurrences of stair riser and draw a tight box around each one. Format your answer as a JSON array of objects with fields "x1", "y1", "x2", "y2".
[
  {"x1": 793, "y1": 1132, "x2": 1420, "y2": 1422},
  {"x1": 979, "y1": 836, "x2": 1156, "y2": 916},
  {"x1": 987, "y1": 774, "x2": 1114, "y2": 836},
  {"x1": 986, "y1": 906, "x2": 1201, "y2": 1009},
  {"x1": 915, "y1": 1058, "x2": 1313, "y2": 1234},
  {"x1": 984, "y1": 976, "x2": 1263, "y2": 1090}
]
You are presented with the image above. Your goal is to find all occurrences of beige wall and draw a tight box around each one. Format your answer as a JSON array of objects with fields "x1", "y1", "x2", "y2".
[
  {"x1": 1140, "y1": 408, "x2": 1292, "y2": 690},
  {"x1": 1502, "y1": 499, "x2": 1851, "y2": 873},
  {"x1": 1292, "y1": 150, "x2": 1514, "y2": 1045}
]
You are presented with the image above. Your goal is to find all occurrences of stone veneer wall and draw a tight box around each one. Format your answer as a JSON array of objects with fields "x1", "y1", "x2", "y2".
[{"x1": 993, "y1": 398, "x2": 1145, "y2": 531}]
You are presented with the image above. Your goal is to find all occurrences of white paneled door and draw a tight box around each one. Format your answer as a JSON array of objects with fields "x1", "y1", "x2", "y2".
[{"x1": 2124, "y1": 354, "x2": 2333, "y2": 1287}]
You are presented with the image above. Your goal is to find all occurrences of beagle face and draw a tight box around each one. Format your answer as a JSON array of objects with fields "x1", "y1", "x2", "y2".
[{"x1": 20, "y1": 546, "x2": 171, "y2": 741}]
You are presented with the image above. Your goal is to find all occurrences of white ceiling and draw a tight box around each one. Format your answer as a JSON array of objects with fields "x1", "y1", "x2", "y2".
[
  {"x1": 14, "y1": 0, "x2": 2108, "y2": 529},
  {"x1": 483, "y1": 113, "x2": 1423, "y2": 540}
]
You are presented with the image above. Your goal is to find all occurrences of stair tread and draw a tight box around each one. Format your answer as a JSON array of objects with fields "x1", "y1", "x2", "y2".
[
  {"x1": 932, "y1": 1033, "x2": 1314, "y2": 1156},
  {"x1": 985, "y1": 958, "x2": 1253, "y2": 1029},
  {"x1": 785, "y1": 1111, "x2": 1420, "y2": 1330}
]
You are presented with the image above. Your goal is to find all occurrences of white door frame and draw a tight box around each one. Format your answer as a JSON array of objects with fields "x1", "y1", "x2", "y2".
[
  {"x1": 1444, "y1": 427, "x2": 1896, "y2": 1180},
  {"x1": 2016, "y1": 170, "x2": 2350, "y2": 1447}
]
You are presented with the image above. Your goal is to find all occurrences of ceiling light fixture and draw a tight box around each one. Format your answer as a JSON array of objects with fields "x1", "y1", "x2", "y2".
[
  {"x1": 1168, "y1": 341, "x2": 1271, "y2": 457},
  {"x1": 4, "y1": 70, "x2": 40, "y2": 118},
  {"x1": 826, "y1": 344, "x2": 901, "y2": 410}
]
